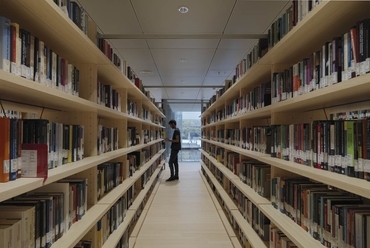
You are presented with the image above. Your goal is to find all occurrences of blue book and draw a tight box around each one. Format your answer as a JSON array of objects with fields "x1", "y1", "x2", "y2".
[{"x1": 0, "y1": 16, "x2": 11, "y2": 72}]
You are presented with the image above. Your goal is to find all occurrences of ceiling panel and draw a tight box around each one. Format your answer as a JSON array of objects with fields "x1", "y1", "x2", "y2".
[
  {"x1": 198, "y1": 88, "x2": 218, "y2": 100},
  {"x1": 206, "y1": 69, "x2": 233, "y2": 78},
  {"x1": 170, "y1": 104, "x2": 199, "y2": 112},
  {"x1": 109, "y1": 39, "x2": 148, "y2": 49},
  {"x1": 131, "y1": 0, "x2": 235, "y2": 33},
  {"x1": 203, "y1": 76, "x2": 227, "y2": 86},
  {"x1": 78, "y1": 0, "x2": 141, "y2": 34},
  {"x1": 218, "y1": 39, "x2": 258, "y2": 50},
  {"x1": 137, "y1": 75, "x2": 163, "y2": 86},
  {"x1": 225, "y1": 1, "x2": 289, "y2": 34},
  {"x1": 210, "y1": 49, "x2": 247, "y2": 70},
  {"x1": 161, "y1": 76, "x2": 204, "y2": 86},
  {"x1": 116, "y1": 48, "x2": 157, "y2": 74},
  {"x1": 147, "y1": 88, "x2": 167, "y2": 102},
  {"x1": 166, "y1": 88, "x2": 200, "y2": 99},
  {"x1": 147, "y1": 39, "x2": 219, "y2": 49},
  {"x1": 151, "y1": 49, "x2": 215, "y2": 70}
]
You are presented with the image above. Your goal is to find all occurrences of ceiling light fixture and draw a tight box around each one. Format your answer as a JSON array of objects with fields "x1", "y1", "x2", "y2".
[
  {"x1": 179, "y1": 58, "x2": 186, "y2": 62},
  {"x1": 140, "y1": 70, "x2": 153, "y2": 75},
  {"x1": 178, "y1": 6, "x2": 189, "y2": 13}
]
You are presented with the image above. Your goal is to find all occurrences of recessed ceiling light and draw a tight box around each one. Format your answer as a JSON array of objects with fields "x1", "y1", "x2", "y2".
[
  {"x1": 140, "y1": 70, "x2": 153, "y2": 75},
  {"x1": 178, "y1": 6, "x2": 189, "y2": 13},
  {"x1": 179, "y1": 58, "x2": 186, "y2": 62}
]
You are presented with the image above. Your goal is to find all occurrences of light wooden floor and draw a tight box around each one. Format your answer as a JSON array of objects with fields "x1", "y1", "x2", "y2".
[{"x1": 132, "y1": 162, "x2": 235, "y2": 248}]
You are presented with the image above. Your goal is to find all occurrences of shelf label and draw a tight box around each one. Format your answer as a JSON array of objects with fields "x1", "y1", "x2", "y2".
[
  {"x1": 358, "y1": 158, "x2": 364, "y2": 172},
  {"x1": 364, "y1": 160, "x2": 370, "y2": 173},
  {"x1": 365, "y1": 58, "x2": 370, "y2": 73},
  {"x1": 3, "y1": 160, "x2": 9, "y2": 173}
]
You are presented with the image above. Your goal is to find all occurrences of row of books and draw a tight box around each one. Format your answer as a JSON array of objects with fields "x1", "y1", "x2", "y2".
[
  {"x1": 97, "y1": 37, "x2": 126, "y2": 74},
  {"x1": 97, "y1": 125, "x2": 118, "y2": 155},
  {"x1": 221, "y1": 0, "x2": 323, "y2": 97},
  {"x1": 0, "y1": 115, "x2": 84, "y2": 182},
  {"x1": 49, "y1": 1, "x2": 161, "y2": 115},
  {"x1": 203, "y1": 5, "x2": 370, "y2": 119},
  {"x1": 0, "y1": 178, "x2": 87, "y2": 248},
  {"x1": 270, "y1": 119, "x2": 370, "y2": 181},
  {"x1": 0, "y1": 16, "x2": 80, "y2": 96},
  {"x1": 201, "y1": 164, "x2": 270, "y2": 245},
  {"x1": 271, "y1": 177, "x2": 370, "y2": 248},
  {"x1": 53, "y1": 0, "x2": 89, "y2": 36},
  {"x1": 97, "y1": 162, "x2": 124, "y2": 201},
  {"x1": 127, "y1": 99, "x2": 139, "y2": 117},
  {"x1": 97, "y1": 81, "x2": 122, "y2": 112},
  {"x1": 96, "y1": 193, "x2": 129, "y2": 247},
  {"x1": 270, "y1": 225, "x2": 298, "y2": 248},
  {"x1": 237, "y1": 160, "x2": 271, "y2": 200},
  {"x1": 205, "y1": 80, "x2": 272, "y2": 125}
]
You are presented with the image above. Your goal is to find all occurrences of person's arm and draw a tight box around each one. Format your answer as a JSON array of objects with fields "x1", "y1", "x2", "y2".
[{"x1": 165, "y1": 131, "x2": 180, "y2": 143}]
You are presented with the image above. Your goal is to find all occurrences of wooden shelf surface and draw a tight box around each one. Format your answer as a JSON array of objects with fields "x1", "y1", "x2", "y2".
[
  {"x1": 261, "y1": 156, "x2": 370, "y2": 200},
  {"x1": 202, "y1": 72, "x2": 370, "y2": 126},
  {"x1": 51, "y1": 151, "x2": 163, "y2": 248},
  {"x1": 101, "y1": 209, "x2": 136, "y2": 248},
  {"x1": 230, "y1": 237, "x2": 242, "y2": 248},
  {"x1": 0, "y1": 70, "x2": 164, "y2": 126},
  {"x1": 199, "y1": 171, "x2": 223, "y2": 211},
  {"x1": 201, "y1": 162, "x2": 268, "y2": 248},
  {"x1": 201, "y1": 150, "x2": 271, "y2": 206},
  {"x1": 201, "y1": 139, "x2": 270, "y2": 162},
  {"x1": 230, "y1": 210, "x2": 268, "y2": 248},
  {"x1": 201, "y1": 0, "x2": 370, "y2": 118},
  {"x1": 129, "y1": 166, "x2": 162, "y2": 210},
  {"x1": 259, "y1": 205, "x2": 324, "y2": 248},
  {"x1": 2, "y1": 0, "x2": 164, "y2": 117},
  {"x1": 103, "y1": 168, "x2": 162, "y2": 247},
  {"x1": 98, "y1": 150, "x2": 164, "y2": 205},
  {"x1": 217, "y1": 209, "x2": 236, "y2": 238},
  {"x1": 51, "y1": 204, "x2": 108, "y2": 248},
  {"x1": 200, "y1": 162, "x2": 226, "y2": 191},
  {"x1": 0, "y1": 140, "x2": 163, "y2": 202},
  {"x1": 202, "y1": 138, "x2": 370, "y2": 205},
  {"x1": 130, "y1": 209, "x2": 148, "y2": 238}
]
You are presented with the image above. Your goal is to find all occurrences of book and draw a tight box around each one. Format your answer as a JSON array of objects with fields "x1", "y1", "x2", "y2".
[{"x1": 0, "y1": 16, "x2": 11, "y2": 72}]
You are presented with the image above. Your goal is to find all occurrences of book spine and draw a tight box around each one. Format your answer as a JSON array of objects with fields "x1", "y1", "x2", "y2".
[{"x1": 0, "y1": 17, "x2": 11, "y2": 72}]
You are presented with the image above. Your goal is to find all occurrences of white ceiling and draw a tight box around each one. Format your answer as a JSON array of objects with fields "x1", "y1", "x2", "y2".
[{"x1": 78, "y1": 0, "x2": 289, "y2": 112}]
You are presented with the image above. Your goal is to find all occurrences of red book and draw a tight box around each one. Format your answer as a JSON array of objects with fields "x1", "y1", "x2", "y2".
[{"x1": 21, "y1": 143, "x2": 48, "y2": 181}]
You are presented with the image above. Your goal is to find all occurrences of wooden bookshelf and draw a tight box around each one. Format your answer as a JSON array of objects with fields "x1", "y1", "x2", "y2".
[
  {"x1": 202, "y1": 154, "x2": 326, "y2": 248},
  {"x1": 51, "y1": 151, "x2": 164, "y2": 248},
  {"x1": 0, "y1": 2, "x2": 166, "y2": 248},
  {"x1": 202, "y1": 72, "x2": 370, "y2": 129},
  {"x1": 259, "y1": 205, "x2": 323, "y2": 248},
  {"x1": 50, "y1": 204, "x2": 109, "y2": 248},
  {"x1": 0, "y1": 70, "x2": 164, "y2": 127},
  {"x1": 2, "y1": 0, "x2": 163, "y2": 116},
  {"x1": 0, "y1": 140, "x2": 163, "y2": 203},
  {"x1": 101, "y1": 209, "x2": 136, "y2": 248},
  {"x1": 201, "y1": 2, "x2": 370, "y2": 247},
  {"x1": 201, "y1": 150, "x2": 270, "y2": 205},
  {"x1": 200, "y1": 162, "x2": 268, "y2": 248},
  {"x1": 199, "y1": 171, "x2": 223, "y2": 211},
  {"x1": 103, "y1": 166, "x2": 163, "y2": 248},
  {"x1": 97, "y1": 150, "x2": 164, "y2": 206},
  {"x1": 201, "y1": 0, "x2": 370, "y2": 118}
]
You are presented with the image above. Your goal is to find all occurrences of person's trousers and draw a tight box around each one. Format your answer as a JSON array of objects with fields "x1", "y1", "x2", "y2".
[{"x1": 169, "y1": 149, "x2": 179, "y2": 177}]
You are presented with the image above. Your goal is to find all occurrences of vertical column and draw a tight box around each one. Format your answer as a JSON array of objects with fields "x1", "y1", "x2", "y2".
[{"x1": 76, "y1": 63, "x2": 98, "y2": 103}]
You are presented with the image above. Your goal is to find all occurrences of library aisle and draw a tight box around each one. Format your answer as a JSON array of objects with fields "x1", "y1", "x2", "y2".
[{"x1": 132, "y1": 162, "x2": 234, "y2": 248}]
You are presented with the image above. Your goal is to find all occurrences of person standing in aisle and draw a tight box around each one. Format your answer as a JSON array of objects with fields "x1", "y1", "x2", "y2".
[{"x1": 165, "y1": 119, "x2": 181, "y2": 181}]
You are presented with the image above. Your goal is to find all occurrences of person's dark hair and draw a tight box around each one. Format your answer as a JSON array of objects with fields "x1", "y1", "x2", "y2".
[{"x1": 168, "y1": 120, "x2": 177, "y2": 125}]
